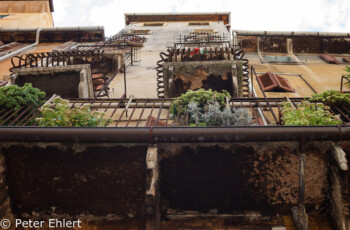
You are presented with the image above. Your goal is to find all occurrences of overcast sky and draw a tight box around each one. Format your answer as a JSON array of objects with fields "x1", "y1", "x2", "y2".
[{"x1": 52, "y1": 0, "x2": 350, "y2": 37}]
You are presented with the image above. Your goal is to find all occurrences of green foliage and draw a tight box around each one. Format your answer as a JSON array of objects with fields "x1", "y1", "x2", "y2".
[
  {"x1": 309, "y1": 89, "x2": 350, "y2": 106},
  {"x1": 170, "y1": 89, "x2": 231, "y2": 117},
  {"x1": 0, "y1": 83, "x2": 45, "y2": 110},
  {"x1": 187, "y1": 101, "x2": 254, "y2": 126},
  {"x1": 36, "y1": 97, "x2": 109, "y2": 127},
  {"x1": 280, "y1": 101, "x2": 342, "y2": 126}
]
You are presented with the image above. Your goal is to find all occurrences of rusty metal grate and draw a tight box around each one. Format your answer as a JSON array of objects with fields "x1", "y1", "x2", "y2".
[
  {"x1": 257, "y1": 72, "x2": 295, "y2": 92},
  {"x1": 320, "y1": 54, "x2": 341, "y2": 64}
]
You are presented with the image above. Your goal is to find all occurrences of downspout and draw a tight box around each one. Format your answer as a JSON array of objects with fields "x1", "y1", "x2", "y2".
[{"x1": 0, "y1": 28, "x2": 42, "y2": 62}]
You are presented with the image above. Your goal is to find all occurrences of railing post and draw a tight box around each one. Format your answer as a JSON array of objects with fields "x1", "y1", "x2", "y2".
[
  {"x1": 124, "y1": 65, "x2": 127, "y2": 97},
  {"x1": 292, "y1": 138, "x2": 309, "y2": 230}
]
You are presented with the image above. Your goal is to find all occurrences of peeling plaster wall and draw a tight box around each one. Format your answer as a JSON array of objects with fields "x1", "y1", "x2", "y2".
[
  {"x1": 0, "y1": 140, "x2": 345, "y2": 229},
  {"x1": 11, "y1": 65, "x2": 94, "y2": 99},
  {"x1": 158, "y1": 142, "x2": 331, "y2": 215},
  {"x1": 0, "y1": 143, "x2": 148, "y2": 220},
  {"x1": 163, "y1": 61, "x2": 243, "y2": 97},
  {"x1": 0, "y1": 152, "x2": 13, "y2": 225}
]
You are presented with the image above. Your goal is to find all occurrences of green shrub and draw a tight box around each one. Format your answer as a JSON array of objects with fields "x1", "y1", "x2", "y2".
[
  {"x1": 187, "y1": 102, "x2": 254, "y2": 126},
  {"x1": 309, "y1": 89, "x2": 350, "y2": 106},
  {"x1": 0, "y1": 83, "x2": 45, "y2": 110},
  {"x1": 36, "y1": 97, "x2": 109, "y2": 127},
  {"x1": 170, "y1": 89, "x2": 231, "y2": 117},
  {"x1": 280, "y1": 101, "x2": 342, "y2": 126}
]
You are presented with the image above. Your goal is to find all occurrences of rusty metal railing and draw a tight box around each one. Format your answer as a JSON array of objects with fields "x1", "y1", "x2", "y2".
[{"x1": 2, "y1": 97, "x2": 350, "y2": 127}]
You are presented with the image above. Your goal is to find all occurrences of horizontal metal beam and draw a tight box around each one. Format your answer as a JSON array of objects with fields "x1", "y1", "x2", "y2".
[{"x1": 0, "y1": 126, "x2": 349, "y2": 143}]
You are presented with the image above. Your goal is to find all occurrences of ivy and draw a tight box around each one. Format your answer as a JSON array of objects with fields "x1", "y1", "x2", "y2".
[
  {"x1": 280, "y1": 101, "x2": 342, "y2": 126},
  {"x1": 0, "y1": 83, "x2": 46, "y2": 111},
  {"x1": 36, "y1": 97, "x2": 109, "y2": 127}
]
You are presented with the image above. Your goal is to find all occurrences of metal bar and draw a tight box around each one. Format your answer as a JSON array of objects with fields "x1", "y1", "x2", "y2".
[
  {"x1": 105, "y1": 101, "x2": 121, "y2": 127},
  {"x1": 333, "y1": 105, "x2": 350, "y2": 122},
  {"x1": 136, "y1": 100, "x2": 147, "y2": 127},
  {"x1": 7, "y1": 104, "x2": 35, "y2": 126},
  {"x1": 252, "y1": 67, "x2": 279, "y2": 124},
  {"x1": 124, "y1": 64, "x2": 127, "y2": 97},
  {"x1": 16, "y1": 104, "x2": 43, "y2": 126},
  {"x1": 0, "y1": 126, "x2": 350, "y2": 143},
  {"x1": 154, "y1": 99, "x2": 164, "y2": 127},
  {"x1": 0, "y1": 107, "x2": 21, "y2": 126},
  {"x1": 165, "y1": 107, "x2": 171, "y2": 125},
  {"x1": 22, "y1": 106, "x2": 43, "y2": 126},
  {"x1": 126, "y1": 102, "x2": 138, "y2": 127}
]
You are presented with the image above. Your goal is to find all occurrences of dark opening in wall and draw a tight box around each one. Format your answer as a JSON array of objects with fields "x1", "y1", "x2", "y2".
[
  {"x1": 189, "y1": 22, "x2": 210, "y2": 26},
  {"x1": 131, "y1": 29, "x2": 150, "y2": 35},
  {"x1": 143, "y1": 23, "x2": 164, "y2": 27},
  {"x1": 0, "y1": 15, "x2": 9, "y2": 19}
]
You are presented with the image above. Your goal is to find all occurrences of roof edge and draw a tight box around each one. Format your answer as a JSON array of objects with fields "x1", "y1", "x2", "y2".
[{"x1": 124, "y1": 12, "x2": 231, "y2": 26}]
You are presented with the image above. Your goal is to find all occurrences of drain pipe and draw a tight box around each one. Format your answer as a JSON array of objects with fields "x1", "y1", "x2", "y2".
[
  {"x1": 0, "y1": 28, "x2": 42, "y2": 62},
  {"x1": 0, "y1": 126, "x2": 349, "y2": 143}
]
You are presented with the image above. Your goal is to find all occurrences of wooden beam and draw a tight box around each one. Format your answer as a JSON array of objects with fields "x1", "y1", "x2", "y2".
[
  {"x1": 292, "y1": 140, "x2": 309, "y2": 230},
  {"x1": 332, "y1": 143, "x2": 349, "y2": 171},
  {"x1": 145, "y1": 145, "x2": 160, "y2": 230},
  {"x1": 329, "y1": 161, "x2": 348, "y2": 230}
]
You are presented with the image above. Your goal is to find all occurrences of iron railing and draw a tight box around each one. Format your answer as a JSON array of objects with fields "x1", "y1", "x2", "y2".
[{"x1": 2, "y1": 97, "x2": 350, "y2": 127}]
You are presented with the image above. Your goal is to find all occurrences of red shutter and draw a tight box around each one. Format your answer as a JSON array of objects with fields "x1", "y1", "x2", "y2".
[
  {"x1": 319, "y1": 54, "x2": 341, "y2": 64},
  {"x1": 343, "y1": 57, "x2": 350, "y2": 63},
  {"x1": 274, "y1": 75, "x2": 295, "y2": 92},
  {"x1": 257, "y1": 72, "x2": 295, "y2": 92},
  {"x1": 257, "y1": 72, "x2": 279, "y2": 91}
]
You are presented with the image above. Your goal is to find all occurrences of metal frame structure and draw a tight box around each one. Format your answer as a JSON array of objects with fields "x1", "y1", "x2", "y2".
[
  {"x1": 9, "y1": 49, "x2": 125, "y2": 98},
  {"x1": 340, "y1": 74, "x2": 350, "y2": 92},
  {"x1": 171, "y1": 32, "x2": 231, "y2": 49}
]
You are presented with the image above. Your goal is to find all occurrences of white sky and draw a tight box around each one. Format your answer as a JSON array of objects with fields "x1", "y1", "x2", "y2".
[{"x1": 52, "y1": 0, "x2": 350, "y2": 37}]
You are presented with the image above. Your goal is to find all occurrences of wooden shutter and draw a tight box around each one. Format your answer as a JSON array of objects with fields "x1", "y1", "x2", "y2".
[
  {"x1": 319, "y1": 54, "x2": 341, "y2": 64},
  {"x1": 257, "y1": 72, "x2": 295, "y2": 92}
]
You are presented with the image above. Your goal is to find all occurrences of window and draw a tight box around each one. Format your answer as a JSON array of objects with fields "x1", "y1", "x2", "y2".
[
  {"x1": 0, "y1": 15, "x2": 9, "y2": 19},
  {"x1": 143, "y1": 23, "x2": 164, "y2": 27},
  {"x1": 188, "y1": 22, "x2": 210, "y2": 26},
  {"x1": 193, "y1": 29, "x2": 215, "y2": 33},
  {"x1": 131, "y1": 30, "x2": 150, "y2": 35}
]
